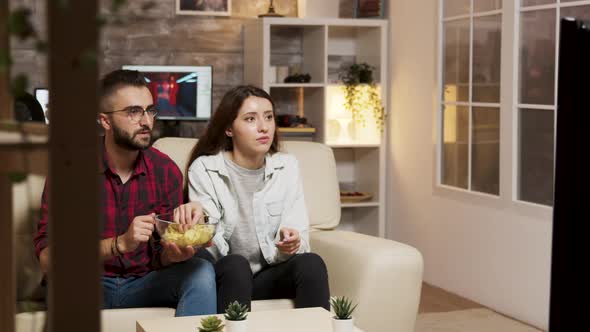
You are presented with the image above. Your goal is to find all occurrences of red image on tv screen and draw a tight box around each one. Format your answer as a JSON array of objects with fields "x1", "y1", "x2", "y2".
[{"x1": 143, "y1": 72, "x2": 198, "y2": 118}]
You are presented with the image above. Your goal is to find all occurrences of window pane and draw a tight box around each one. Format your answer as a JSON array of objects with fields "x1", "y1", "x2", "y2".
[
  {"x1": 561, "y1": 5, "x2": 590, "y2": 21},
  {"x1": 443, "y1": 20, "x2": 470, "y2": 102},
  {"x1": 471, "y1": 107, "x2": 499, "y2": 195},
  {"x1": 522, "y1": 0, "x2": 555, "y2": 7},
  {"x1": 444, "y1": 0, "x2": 470, "y2": 17},
  {"x1": 442, "y1": 105, "x2": 469, "y2": 189},
  {"x1": 473, "y1": 15, "x2": 502, "y2": 103},
  {"x1": 519, "y1": 9, "x2": 556, "y2": 105},
  {"x1": 519, "y1": 108, "x2": 554, "y2": 206},
  {"x1": 474, "y1": 0, "x2": 502, "y2": 13}
]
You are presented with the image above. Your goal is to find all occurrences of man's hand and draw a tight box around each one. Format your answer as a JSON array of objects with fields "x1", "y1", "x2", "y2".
[
  {"x1": 39, "y1": 247, "x2": 50, "y2": 275},
  {"x1": 173, "y1": 201, "x2": 204, "y2": 232},
  {"x1": 276, "y1": 227, "x2": 301, "y2": 255},
  {"x1": 161, "y1": 241, "x2": 196, "y2": 265},
  {"x1": 118, "y1": 213, "x2": 155, "y2": 254}
]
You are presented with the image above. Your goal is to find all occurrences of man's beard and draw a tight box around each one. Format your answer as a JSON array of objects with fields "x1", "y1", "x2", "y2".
[{"x1": 112, "y1": 123, "x2": 152, "y2": 151}]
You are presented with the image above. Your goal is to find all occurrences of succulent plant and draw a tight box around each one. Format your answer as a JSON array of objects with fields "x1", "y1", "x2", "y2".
[
  {"x1": 198, "y1": 316, "x2": 224, "y2": 332},
  {"x1": 330, "y1": 296, "x2": 358, "y2": 320},
  {"x1": 224, "y1": 300, "x2": 249, "y2": 321}
]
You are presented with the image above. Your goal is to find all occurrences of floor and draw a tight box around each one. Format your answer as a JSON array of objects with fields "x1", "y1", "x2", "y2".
[
  {"x1": 419, "y1": 283, "x2": 483, "y2": 313},
  {"x1": 418, "y1": 283, "x2": 543, "y2": 331}
]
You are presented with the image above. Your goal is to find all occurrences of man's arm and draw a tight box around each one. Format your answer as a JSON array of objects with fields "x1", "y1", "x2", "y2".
[
  {"x1": 40, "y1": 236, "x2": 126, "y2": 275},
  {"x1": 152, "y1": 162, "x2": 185, "y2": 267},
  {"x1": 34, "y1": 182, "x2": 49, "y2": 261}
]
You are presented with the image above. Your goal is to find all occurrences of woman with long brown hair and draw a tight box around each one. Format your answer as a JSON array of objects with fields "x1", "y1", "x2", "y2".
[{"x1": 187, "y1": 85, "x2": 329, "y2": 313}]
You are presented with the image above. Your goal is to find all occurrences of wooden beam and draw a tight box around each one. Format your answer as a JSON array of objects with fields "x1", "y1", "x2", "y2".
[
  {"x1": 0, "y1": 176, "x2": 15, "y2": 332},
  {"x1": 48, "y1": 1, "x2": 101, "y2": 331},
  {"x1": 0, "y1": 1, "x2": 16, "y2": 331},
  {"x1": 0, "y1": 0, "x2": 11, "y2": 121}
]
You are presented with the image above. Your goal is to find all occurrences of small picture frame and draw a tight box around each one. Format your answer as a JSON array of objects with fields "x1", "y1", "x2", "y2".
[
  {"x1": 354, "y1": 0, "x2": 384, "y2": 18},
  {"x1": 176, "y1": 0, "x2": 231, "y2": 16}
]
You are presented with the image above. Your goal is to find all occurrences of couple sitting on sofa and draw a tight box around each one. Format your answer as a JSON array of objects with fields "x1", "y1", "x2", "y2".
[{"x1": 34, "y1": 69, "x2": 330, "y2": 316}]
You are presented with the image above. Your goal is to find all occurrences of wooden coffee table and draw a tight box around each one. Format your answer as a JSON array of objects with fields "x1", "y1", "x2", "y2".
[{"x1": 136, "y1": 307, "x2": 364, "y2": 332}]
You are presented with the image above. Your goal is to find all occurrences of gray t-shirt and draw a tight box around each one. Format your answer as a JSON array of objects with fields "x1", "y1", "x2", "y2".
[{"x1": 224, "y1": 154, "x2": 267, "y2": 274}]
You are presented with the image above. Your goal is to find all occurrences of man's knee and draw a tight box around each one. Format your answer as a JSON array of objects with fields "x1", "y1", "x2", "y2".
[{"x1": 183, "y1": 257, "x2": 216, "y2": 283}]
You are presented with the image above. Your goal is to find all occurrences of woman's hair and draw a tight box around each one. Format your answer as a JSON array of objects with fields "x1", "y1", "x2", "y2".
[{"x1": 187, "y1": 85, "x2": 280, "y2": 169}]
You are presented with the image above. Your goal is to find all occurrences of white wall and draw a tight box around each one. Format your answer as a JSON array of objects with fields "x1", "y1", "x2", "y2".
[{"x1": 386, "y1": 1, "x2": 552, "y2": 330}]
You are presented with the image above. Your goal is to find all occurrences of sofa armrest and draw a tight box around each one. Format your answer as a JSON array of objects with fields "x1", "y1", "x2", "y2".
[{"x1": 310, "y1": 230, "x2": 423, "y2": 332}]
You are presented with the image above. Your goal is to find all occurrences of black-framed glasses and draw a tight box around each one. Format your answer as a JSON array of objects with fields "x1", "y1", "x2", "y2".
[{"x1": 103, "y1": 105, "x2": 158, "y2": 123}]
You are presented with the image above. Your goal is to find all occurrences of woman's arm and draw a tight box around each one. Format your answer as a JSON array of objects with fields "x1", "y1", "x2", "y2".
[
  {"x1": 274, "y1": 157, "x2": 310, "y2": 262},
  {"x1": 187, "y1": 158, "x2": 229, "y2": 257}
]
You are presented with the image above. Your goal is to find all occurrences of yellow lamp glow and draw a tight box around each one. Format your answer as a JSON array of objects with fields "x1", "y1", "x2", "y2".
[{"x1": 326, "y1": 85, "x2": 381, "y2": 145}]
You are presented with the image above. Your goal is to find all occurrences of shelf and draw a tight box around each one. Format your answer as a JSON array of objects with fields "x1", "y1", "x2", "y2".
[
  {"x1": 0, "y1": 122, "x2": 49, "y2": 175},
  {"x1": 269, "y1": 83, "x2": 325, "y2": 88},
  {"x1": 328, "y1": 144, "x2": 380, "y2": 148},
  {"x1": 244, "y1": 18, "x2": 387, "y2": 238},
  {"x1": 278, "y1": 127, "x2": 316, "y2": 133},
  {"x1": 261, "y1": 17, "x2": 387, "y2": 28},
  {"x1": 341, "y1": 201, "x2": 380, "y2": 208}
]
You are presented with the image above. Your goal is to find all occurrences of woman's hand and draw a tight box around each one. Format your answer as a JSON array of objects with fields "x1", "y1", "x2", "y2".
[
  {"x1": 276, "y1": 227, "x2": 301, "y2": 255},
  {"x1": 173, "y1": 201, "x2": 204, "y2": 232}
]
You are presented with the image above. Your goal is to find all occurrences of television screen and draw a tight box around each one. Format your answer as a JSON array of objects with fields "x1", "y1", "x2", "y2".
[
  {"x1": 34, "y1": 88, "x2": 50, "y2": 124},
  {"x1": 122, "y1": 65, "x2": 212, "y2": 120},
  {"x1": 550, "y1": 17, "x2": 587, "y2": 331}
]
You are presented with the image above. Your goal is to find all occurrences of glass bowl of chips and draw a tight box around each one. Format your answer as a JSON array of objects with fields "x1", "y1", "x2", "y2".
[{"x1": 154, "y1": 212, "x2": 217, "y2": 247}]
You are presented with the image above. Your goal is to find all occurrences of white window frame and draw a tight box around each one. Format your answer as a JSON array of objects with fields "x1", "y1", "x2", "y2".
[
  {"x1": 438, "y1": 1, "x2": 503, "y2": 196},
  {"x1": 515, "y1": 0, "x2": 590, "y2": 208},
  {"x1": 434, "y1": 0, "x2": 555, "y2": 220}
]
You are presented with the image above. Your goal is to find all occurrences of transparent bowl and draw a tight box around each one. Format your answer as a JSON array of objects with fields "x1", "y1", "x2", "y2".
[{"x1": 154, "y1": 213, "x2": 217, "y2": 247}]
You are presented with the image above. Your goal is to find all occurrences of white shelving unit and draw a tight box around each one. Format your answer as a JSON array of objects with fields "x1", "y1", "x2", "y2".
[{"x1": 244, "y1": 17, "x2": 388, "y2": 238}]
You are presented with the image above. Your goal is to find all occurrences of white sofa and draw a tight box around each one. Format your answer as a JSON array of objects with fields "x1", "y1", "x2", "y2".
[{"x1": 14, "y1": 138, "x2": 423, "y2": 332}]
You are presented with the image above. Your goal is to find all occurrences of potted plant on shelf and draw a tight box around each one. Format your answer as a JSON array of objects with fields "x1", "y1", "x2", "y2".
[
  {"x1": 224, "y1": 300, "x2": 249, "y2": 332},
  {"x1": 198, "y1": 316, "x2": 224, "y2": 332},
  {"x1": 330, "y1": 296, "x2": 358, "y2": 332},
  {"x1": 339, "y1": 62, "x2": 385, "y2": 132}
]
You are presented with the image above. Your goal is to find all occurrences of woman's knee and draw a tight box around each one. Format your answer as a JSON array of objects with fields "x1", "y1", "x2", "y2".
[
  {"x1": 292, "y1": 253, "x2": 328, "y2": 279},
  {"x1": 216, "y1": 254, "x2": 252, "y2": 279}
]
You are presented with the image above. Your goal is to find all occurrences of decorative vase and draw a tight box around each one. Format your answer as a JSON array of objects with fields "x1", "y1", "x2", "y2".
[
  {"x1": 225, "y1": 319, "x2": 248, "y2": 332},
  {"x1": 331, "y1": 317, "x2": 354, "y2": 332}
]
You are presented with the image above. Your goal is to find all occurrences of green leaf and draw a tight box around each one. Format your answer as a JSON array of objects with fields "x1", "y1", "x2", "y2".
[
  {"x1": 141, "y1": 1, "x2": 157, "y2": 11},
  {"x1": 0, "y1": 49, "x2": 12, "y2": 72},
  {"x1": 198, "y1": 316, "x2": 224, "y2": 332},
  {"x1": 224, "y1": 300, "x2": 249, "y2": 321},
  {"x1": 8, "y1": 8, "x2": 36, "y2": 41},
  {"x1": 57, "y1": 0, "x2": 70, "y2": 10},
  {"x1": 80, "y1": 49, "x2": 98, "y2": 67},
  {"x1": 8, "y1": 173, "x2": 28, "y2": 183},
  {"x1": 96, "y1": 14, "x2": 109, "y2": 28},
  {"x1": 35, "y1": 40, "x2": 48, "y2": 53},
  {"x1": 111, "y1": 0, "x2": 127, "y2": 13},
  {"x1": 11, "y1": 74, "x2": 29, "y2": 98}
]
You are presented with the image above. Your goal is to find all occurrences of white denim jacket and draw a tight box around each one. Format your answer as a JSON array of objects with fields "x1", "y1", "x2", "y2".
[{"x1": 187, "y1": 151, "x2": 310, "y2": 264}]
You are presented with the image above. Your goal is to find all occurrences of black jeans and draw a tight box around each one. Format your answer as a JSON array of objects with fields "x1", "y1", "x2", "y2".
[{"x1": 197, "y1": 250, "x2": 330, "y2": 313}]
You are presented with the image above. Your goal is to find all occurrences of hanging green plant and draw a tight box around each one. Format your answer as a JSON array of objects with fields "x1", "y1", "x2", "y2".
[{"x1": 339, "y1": 63, "x2": 385, "y2": 132}]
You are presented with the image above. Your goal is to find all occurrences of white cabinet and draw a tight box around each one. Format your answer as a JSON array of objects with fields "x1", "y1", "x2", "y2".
[{"x1": 244, "y1": 17, "x2": 388, "y2": 238}]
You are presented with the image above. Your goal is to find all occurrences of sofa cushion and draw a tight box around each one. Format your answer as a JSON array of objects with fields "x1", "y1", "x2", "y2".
[
  {"x1": 13, "y1": 175, "x2": 45, "y2": 304},
  {"x1": 152, "y1": 138, "x2": 341, "y2": 230}
]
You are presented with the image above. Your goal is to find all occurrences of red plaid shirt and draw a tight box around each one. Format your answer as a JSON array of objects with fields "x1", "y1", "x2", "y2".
[{"x1": 34, "y1": 142, "x2": 183, "y2": 277}]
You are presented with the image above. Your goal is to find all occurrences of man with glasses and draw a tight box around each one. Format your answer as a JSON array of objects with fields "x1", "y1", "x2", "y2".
[{"x1": 34, "y1": 69, "x2": 216, "y2": 315}]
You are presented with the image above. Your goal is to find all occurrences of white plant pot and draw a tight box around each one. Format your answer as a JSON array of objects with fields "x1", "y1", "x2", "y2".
[
  {"x1": 332, "y1": 317, "x2": 354, "y2": 332},
  {"x1": 225, "y1": 319, "x2": 248, "y2": 332}
]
